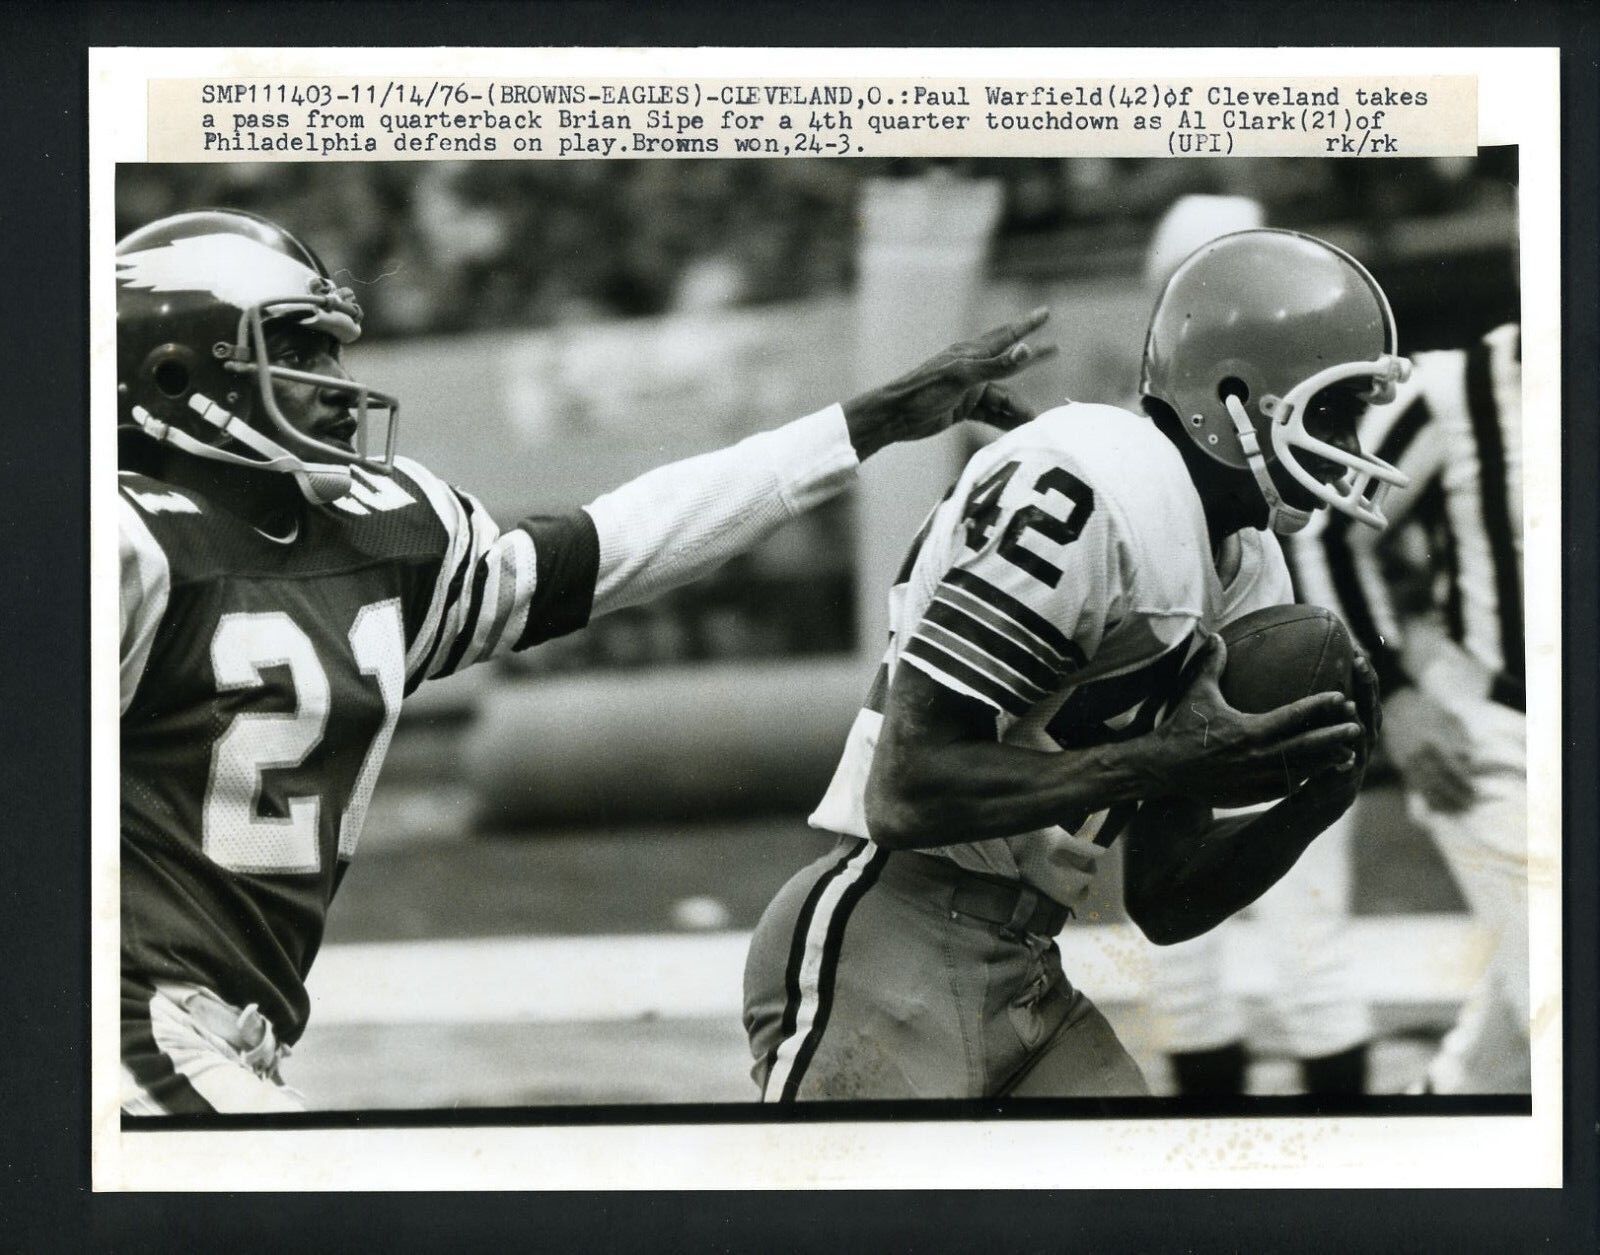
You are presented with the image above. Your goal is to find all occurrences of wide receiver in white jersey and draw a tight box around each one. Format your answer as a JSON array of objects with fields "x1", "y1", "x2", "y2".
[
  {"x1": 1140, "y1": 196, "x2": 1378, "y2": 1099},
  {"x1": 744, "y1": 228, "x2": 1407, "y2": 1100}
]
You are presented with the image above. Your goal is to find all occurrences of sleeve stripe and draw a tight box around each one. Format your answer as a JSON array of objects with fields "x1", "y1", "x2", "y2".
[
  {"x1": 402, "y1": 467, "x2": 475, "y2": 682},
  {"x1": 931, "y1": 585, "x2": 1075, "y2": 682},
  {"x1": 915, "y1": 621, "x2": 1048, "y2": 704},
  {"x1": 419, "y1": 486, "x2": 503, "y2": 681},
  {"x1": 438, "y1": 548, "x2": 496, "y2": 678},
  {"x1": 920, "y1": 599, "x2": 1061, "y2": 694},
  {"x1": 863, "y1": 660, "x2": 891, "y2": 714},
  {"x1": 476, "y1": 529, "x2": 538, "y2": 663},
  {"x1": 1414, "y1": 478, "x2": 1467, "y2": 642},
  {"x1": 944, "y1": 569, "x2": 1085, "y2": 669},
  {"x1": 902, "y1": 637, "x2": 1031, "y2": 716},
  {"x1": 410, "y1": 529, "x2": 475, "y2": 686},
  {"x1": 1288, "y1": 350, "x2": 1493, "y2": 696},
  {"x1": 457, "y1": 547, "x2": 508, "y2": 671},
  {"x1": 1319, "y1": 513, "x2": 1388, "y2": 659},
  {"x1": 455, "y1": 523, "x2": 539, "y2": 671}
]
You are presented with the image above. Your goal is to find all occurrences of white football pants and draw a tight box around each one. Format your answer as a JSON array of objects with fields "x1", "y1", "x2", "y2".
[{"x1": 1410, "y1": 667, "x2": 1529, "y2": 1095}]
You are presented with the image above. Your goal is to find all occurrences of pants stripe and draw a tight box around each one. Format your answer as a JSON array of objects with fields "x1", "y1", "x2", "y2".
[
  {"x1": 121, "y1": 991, "x2": 215, "y2": 1116},
  {"x1": 761, "y1": 840, "x2": 863, "y2": 1096},
  {"x1": 763, "y1": 839, "x2": 888, "y2": 1102}
]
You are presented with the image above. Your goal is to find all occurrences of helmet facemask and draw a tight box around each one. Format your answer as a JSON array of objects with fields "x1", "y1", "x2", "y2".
[
  {"x1": 1138, "y1": 228, "x2": 1414, "y2": 536},
  {"x1": 1224, "y1": 355, "x2": 1412, "y2": 533},
  {"x1": 118, "y1": 213, "x2": 400, "y2": 506},
  {"x1": 232, "y1": 285, "x2": 400, "y2": 473}
]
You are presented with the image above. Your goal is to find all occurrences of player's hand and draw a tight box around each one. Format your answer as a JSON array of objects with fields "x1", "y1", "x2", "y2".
[
  {"x1": 841, "y1": 308, "x2": 1058, "y2": 458},
  {"x1": 1382, "y1": 684, "x2": 1477, "y2": 813},
  {"x1": 1351, "y1": 649, "x2": 1382, "y2": 743},
  {"x1": 1275, "y1": 657, "x2": 1379, "y2": 823},
  {"x1": 1144, "y1": 632, "x2": 1364, "y2": 808}
]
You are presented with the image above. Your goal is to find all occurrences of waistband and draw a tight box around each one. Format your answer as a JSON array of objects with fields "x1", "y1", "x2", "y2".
[{"x1": 880, "y1": 848, "x2": 1073, "y2": 937}]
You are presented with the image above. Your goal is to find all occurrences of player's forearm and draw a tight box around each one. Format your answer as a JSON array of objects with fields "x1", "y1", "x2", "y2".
[
  {"x1": 581, "y1": 405, "x2": 857, "y2": 616},
  {"x1": 864, "y1": 733, "x2": 1157, "y2": 850},
  {"x1": 1124, "y1": 790, "x2": 1348, "y2": 944}
]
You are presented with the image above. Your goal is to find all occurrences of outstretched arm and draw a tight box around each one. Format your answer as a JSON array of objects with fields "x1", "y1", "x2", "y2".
[
  {"x1": 585, "y1": 310, "x2": 1055, "y2": 617},
  {"x1": 405, "y1": 313, "x2": 1059, "y2": 682}
]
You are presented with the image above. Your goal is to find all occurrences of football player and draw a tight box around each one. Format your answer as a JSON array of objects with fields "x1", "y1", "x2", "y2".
[
  {"x1": 117, "y1": 208, "x2": 1053, "y2": 1114},
  {"x1": 1139, "y1": 196, "x2": 1376, "y2": 1099},
  {"x1": 744, "y1": 229, "x2": 1403, "y2": 1100}
]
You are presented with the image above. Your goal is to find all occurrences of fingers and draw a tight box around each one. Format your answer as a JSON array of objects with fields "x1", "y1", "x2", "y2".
[
  {"x1": 1352, "y1": 652, "x2": 1382, "y2": 737},
  {"x1": 1270, "y1": 720, "x2": 1364, "y2": 767},
  {"x1": 1193, "y1": 631, "x2": 1228, "y2": 683},
  {"x1": 967, "y1": 382, "x2": 1036, "y2": 431},
  {"x1": 1016, "y1": 341, "x2": 1060, "y2": 368},
  {"x1": 1250, "y1": 691, "x2": 1354, "y2": 738},
  {"x1": 966, "y1": 339, "x2": 1059, "y2": 384},
  {"x1": 955, "y1": 383, "x2": 986, "y2": 424},
  {"x1": 1240, "y1": 708, "x2": 1362, "y2": 785},
  {"x1": 973, "y1": 306, "x2": 1050, "y2": 356},
  {"x1": 1287, "y1": 759, "x2": 1365, "y2": 811},
  {"x1": 1222, "y1": 723, "x2": 1362, "y2": 798}
]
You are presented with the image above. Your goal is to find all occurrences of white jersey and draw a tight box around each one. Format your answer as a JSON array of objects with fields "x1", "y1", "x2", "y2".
[{"x1": 811, "y1": 402, "x2": 1293, "y2": 907}]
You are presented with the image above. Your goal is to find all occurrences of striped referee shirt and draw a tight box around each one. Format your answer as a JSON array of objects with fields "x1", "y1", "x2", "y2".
[{"x1": 1286, "y1": 324, "x2": 1524, "y2": 708}]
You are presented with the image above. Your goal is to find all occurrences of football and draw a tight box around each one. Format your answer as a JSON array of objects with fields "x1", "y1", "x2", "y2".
[{"x1": 1218, "y1": 603, "x2": 1355, "y2": 713}]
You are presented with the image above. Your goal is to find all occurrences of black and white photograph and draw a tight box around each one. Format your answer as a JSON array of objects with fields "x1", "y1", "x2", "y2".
[{"x1": 90, "y1": 44, "x2": 1565, "y2": 1193}]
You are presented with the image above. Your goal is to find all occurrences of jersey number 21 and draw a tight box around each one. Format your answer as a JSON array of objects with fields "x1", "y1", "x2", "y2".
[{"x1": 203, "y1": 600, "x2": 405, "y2": 875}]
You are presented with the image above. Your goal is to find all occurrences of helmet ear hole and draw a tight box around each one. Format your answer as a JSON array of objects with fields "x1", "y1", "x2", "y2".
[
  {"x1": 153, "y1": 359, "x2": 190, "y2": 398},
  {"x1": 141, "y1": 343, "x2": 199, "y2": 404},
  {"x1": 1217, "y1": 376, "x2": 1250, "y2": 405}
]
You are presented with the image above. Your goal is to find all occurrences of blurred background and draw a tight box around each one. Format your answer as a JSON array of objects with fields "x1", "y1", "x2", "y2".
[{"x1": 118, "y1": 153, "x2": 1519, "y2": 1107}]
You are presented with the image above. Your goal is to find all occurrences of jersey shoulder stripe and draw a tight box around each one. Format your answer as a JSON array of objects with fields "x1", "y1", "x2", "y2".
[
  {"x1": 390, "y1": 457, "x2": 601, "y2": 687},
  {"x1": 942, "y1": 568, "x2": 1085, "y2": 669},
  {"x1": 920, "y1": 597, "x2": 1060, "y2": 694},
  {"x1": 392, "y1": 462, "x2": 473, "y2": 684},
  {"x1": 119, "y1": 473, "x2": 204, "y2": 518},
  {"x1": 901, "y1": 636, "x2": 1032, "y2": 716}
]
